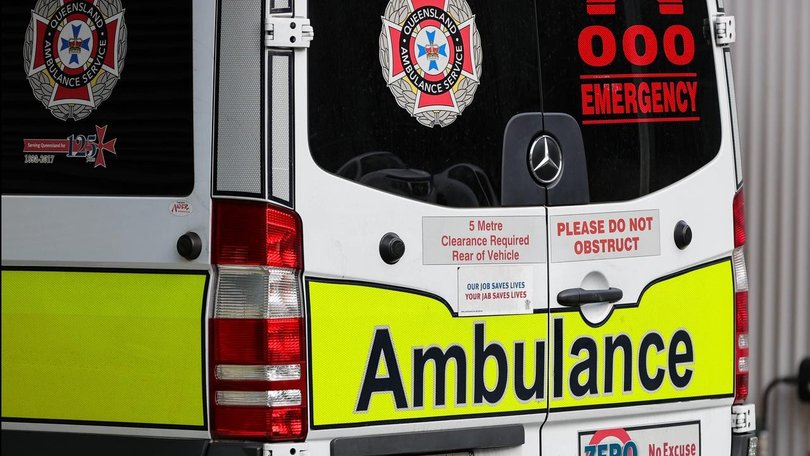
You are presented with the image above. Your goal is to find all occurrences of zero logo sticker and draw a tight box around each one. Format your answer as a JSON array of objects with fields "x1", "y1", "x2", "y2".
[
  {"x1": 583, "y1": 428, "x2": 640, "y2": 456},
  {"x1": 579, "y1": 422, "x2": 700, "y2": 456},
  {"x1": 24, "y1": 0, "x2": 127, "y2": 121},
  {"x1": 380, "y1": 0, "x2": 481, "y2": 127}
]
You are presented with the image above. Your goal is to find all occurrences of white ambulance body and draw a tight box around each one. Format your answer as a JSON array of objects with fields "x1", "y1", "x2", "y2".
[{"x1": 1, "y1": 0, "x2": 757, "y2": 455}]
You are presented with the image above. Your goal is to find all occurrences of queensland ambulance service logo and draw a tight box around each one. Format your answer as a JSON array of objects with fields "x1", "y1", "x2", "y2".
[
  {"x1": 24, "y1": 0, "x2": 127, "y2": 121},
  {"x1": 380, "y1": 0, "x2": 481, "y2": 127}
]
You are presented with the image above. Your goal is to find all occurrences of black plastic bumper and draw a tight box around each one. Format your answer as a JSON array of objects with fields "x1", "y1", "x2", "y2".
[
  {"x1": 1, "y1": 430, "x2": 268, "y2": 456},
  {"x1": 1, "y1": 430, "x2": 207, "y2": 456},
  {"x1": 731, "y1": 432, "x2": 758, "y2": 456}
]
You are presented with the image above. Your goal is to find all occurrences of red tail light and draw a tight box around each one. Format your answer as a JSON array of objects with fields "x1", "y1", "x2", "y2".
[
  {"x1": 212, "y1": 318, "x2": 304, "y2": 365},
  {"x1": 733, "y1": 189, "x2": 746, "y2": 248},
  {"x1": 210, "y1": 200, "x2": 307, "y2": 441},
  {"x1": 732, "y1": 188, "x2": 749, "y2": 404},
  {"x1": 213, "y1": 199, "x2": 302, "y2": 269},
  {"x1": 734, "y1": 290, "x2": 749, "y2": 403}
]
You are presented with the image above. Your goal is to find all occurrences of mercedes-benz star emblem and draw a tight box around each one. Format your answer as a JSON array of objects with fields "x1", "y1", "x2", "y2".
[{"x1": 528, "y1": 135, "x2": 563, "y2": 185}]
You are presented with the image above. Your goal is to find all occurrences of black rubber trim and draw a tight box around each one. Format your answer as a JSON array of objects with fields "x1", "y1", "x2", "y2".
[
  {"x1": 731, "y1": 432, "x2": 756, "y2": 456},
  {"x1": 206, "y1": 441, "x2": 263, "y2": 456},
  {"x1": 330, "y1": 424, "x2": 524, "y2": 456},
  {"x1": 1, "y1": 430, "x2": 207, "y2": 456}
]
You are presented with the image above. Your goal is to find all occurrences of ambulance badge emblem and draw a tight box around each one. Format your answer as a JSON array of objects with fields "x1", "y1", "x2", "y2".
[
  {"x1": 380, "y1": 0, "x2": 481, "y2": 127},
  {"x1": 24, "y1": 0, "x2": 127, "y2": 121}
]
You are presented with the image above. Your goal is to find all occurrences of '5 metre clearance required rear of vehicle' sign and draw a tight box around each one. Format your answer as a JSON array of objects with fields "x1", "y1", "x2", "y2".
[{"x1": 306, "y1": 261, "x2": 734, "y2": 428}]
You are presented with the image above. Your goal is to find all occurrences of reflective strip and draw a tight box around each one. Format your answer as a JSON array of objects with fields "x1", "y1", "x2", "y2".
[
  {"x1": 308, "y1": 261, "x2": 734, "y2": 428},
  {"x1": 1, "y1": 269, "x2": 207, "y2": 427},
  {"x1": 268, "y1": 51, "x2": 293, "y2": 204},
  {"x1": 215, "y1": 0, "x2": 263, "y2": 196}
]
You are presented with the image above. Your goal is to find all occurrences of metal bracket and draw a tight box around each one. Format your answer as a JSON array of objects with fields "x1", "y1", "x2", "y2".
[
  {"x1": 265, "y1": 16, "x2": 313, "y2": 49},
  {"x1": 732, "y1": 404, "x2": 756, "y2": 434},
  {"x1": 715, "y1": 14, "x2": 737, "y2": 46}
]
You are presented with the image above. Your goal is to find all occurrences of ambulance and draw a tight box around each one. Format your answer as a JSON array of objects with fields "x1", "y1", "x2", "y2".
[{"x1": 1, "y1": 0, "x2": 758, "y2": 455}]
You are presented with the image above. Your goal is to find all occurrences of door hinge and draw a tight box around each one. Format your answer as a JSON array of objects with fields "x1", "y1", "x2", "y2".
[
  {"x1": 265, "y1": 16, "x2": 313, "y2": 49},
  {"x1": 732, "y1": 404, "x2": 756, "y2": 434},
  {"x1": 714, "y1": 14, "x2": 737, "y2": 46}
]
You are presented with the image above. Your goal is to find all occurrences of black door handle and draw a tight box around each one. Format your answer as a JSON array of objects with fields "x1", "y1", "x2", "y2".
[{"x1": 557, "y1": 287, "x2": 623, "y2": 307}]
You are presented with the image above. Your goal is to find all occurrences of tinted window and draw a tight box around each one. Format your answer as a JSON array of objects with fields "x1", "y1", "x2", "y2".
[
  {"x1": 1, "y1": 1, "x2": 194, "y2": 196},
  {"x1": 308, "y1": 1, "x2": 721, "y2": 206},
  {"x1": 538, "y1": 0, "x2": 721, "y2": 202},
  {"x1": 308, "y1": 0, "x2": 542, "y2": 207}
]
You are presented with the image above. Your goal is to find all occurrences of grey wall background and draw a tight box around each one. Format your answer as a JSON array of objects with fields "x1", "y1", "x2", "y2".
[{"x1": 723, "y1": 0, "x2": 810, "y2": 454}]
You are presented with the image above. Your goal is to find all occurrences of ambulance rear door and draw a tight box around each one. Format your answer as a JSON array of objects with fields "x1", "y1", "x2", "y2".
[
  {"x1": 1, "y1": 0, "x2": 215, "y2": 447},
  {"x1": 537, "y1": 0, "x2": 738, "y2": 454},
  {"x1": 297, "y1": 0, "x2": 551, "y2": 453}
]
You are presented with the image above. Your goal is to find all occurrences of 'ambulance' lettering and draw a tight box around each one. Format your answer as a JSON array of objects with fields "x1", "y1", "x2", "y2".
[{"x1": 355, "y1": 318, "x2": 694, "y2": 411}]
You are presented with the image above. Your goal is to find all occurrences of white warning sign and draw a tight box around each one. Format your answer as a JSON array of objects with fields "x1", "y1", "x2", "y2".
[
  {"x1": 458, "y1": 265, "x2": 535, "y2": 316},
  {"x1": 550, "y1": 210, "x2": 660, "y2": 263},
  {"x1": 579, "y1": 421, "x2": 700, "y2": 456},
  {"x1": 422, "y1": 216, "x2": 546, "y2": 265}
]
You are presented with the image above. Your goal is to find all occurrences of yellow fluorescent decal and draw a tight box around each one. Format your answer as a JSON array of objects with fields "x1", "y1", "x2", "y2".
[
  {"x1": 307, "y1": 260, "x2": 734, "y2": 427},
  {"x1": 1, "y1": 269, "x2": 207, "y2": 427}
]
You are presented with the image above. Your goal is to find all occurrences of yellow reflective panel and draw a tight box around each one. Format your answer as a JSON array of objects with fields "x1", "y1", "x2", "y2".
[
  {"x1": 308, "y1": 280, "x2": 548, "y2": 427},
  {"x1": 1, "y1": 269, "x2": 207, "y2": 427},
  {"x1": 549, "y1": 260, "x2": 735, "y2": 410},
  {"x1": 307, "y1": 260, "x2": 734, "y2": 428}
]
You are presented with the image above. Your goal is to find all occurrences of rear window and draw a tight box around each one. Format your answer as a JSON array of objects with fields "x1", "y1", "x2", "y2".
[
  {"x1": 1, "y1": 1, "x2": 194, "y2": 196},
  {"x1": 308, "y1": 0, "x2": 721, "y2": 206},
  {"x1": 538, "y1": 0, "x2": 722, "y2": 203},
  {"x1": 308, "y1": 0, "x2": 543, "y2": 207}
]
